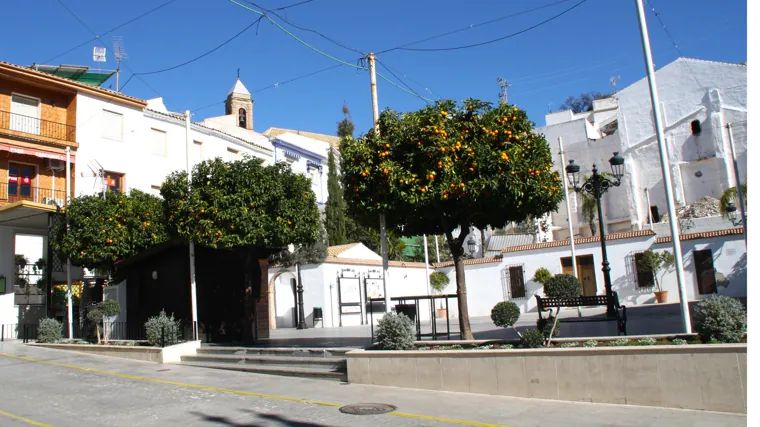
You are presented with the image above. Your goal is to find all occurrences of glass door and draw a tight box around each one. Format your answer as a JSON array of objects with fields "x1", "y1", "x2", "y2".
[{"x1": 8, "y1": 163, "x2": 36, "y2": 203}]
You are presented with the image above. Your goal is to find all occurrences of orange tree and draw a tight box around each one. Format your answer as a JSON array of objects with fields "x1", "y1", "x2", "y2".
[
  {"x1": 52, "y1": 190, "x2": 167, "y2": 274},
  {"x1": 161, "y1": 157, "x2": 321, "y2": 341},
  {"x1": 340, "y1": 99, "x2": 563, "y2": 339}
]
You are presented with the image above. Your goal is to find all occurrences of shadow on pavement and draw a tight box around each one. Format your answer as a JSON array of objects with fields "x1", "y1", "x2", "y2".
[{"x1": 191, "y1": 411, "x2": 330, "y2": 427}]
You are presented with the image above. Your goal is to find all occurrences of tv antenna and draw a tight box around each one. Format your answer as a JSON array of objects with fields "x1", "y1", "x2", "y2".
[
  {"x1": 497, "y1": 77, "x2": 511, "y2": 104},
  {"x1": 82, "y1": 159, "x2": 107, "y2": 199},
  {"x1": 113, "y1": 37, "x2": 128, "y2": 92},
  {"x1": 610, "y1": 75, "x2": 621, "y2": 94}
]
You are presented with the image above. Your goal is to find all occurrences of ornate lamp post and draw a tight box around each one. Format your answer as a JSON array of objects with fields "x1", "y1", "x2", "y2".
[
  {"x1": 287, "y1": 244, "x2": 308, "y2": 330},
  {"x1": 725, "y1": 202, "x2": 744, "y2": 227},
  {"x1": 565, "y1": 152, "x2": 625, "y2": 317},
  {"x1": 467, "y1": 236, "x2": 477, "y2": 258}
]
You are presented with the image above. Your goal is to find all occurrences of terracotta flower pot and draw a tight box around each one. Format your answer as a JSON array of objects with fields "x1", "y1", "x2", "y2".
[
  {"x1": 436, "y1": 308, "x2": 448, "y2": 319},
  {"x1": 654, "y1": 290, "x2": 669, "y2": 303}
]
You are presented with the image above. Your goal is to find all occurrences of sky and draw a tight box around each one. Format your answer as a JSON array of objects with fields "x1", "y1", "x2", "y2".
[{"x1": 0, "y1": 0, "x2": 747, "y2": 137}]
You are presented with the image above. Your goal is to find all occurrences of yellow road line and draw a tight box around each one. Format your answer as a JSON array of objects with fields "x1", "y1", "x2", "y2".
[
  {"x1": 0, "y1": 352, "x2": 509, "y2": 427},
  {"x1": 0, "y1": 409, "x2": 53, "y2": 427}
]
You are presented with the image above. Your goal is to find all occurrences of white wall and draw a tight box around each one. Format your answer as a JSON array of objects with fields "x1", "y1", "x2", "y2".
[{"x1": 272, "y1": 134, "x2": 329, "y2": 205}]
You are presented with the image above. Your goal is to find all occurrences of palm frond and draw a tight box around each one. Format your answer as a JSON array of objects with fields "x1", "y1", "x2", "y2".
[{"x1": 720, "y1": 184, "x2": 748, "y2": 215}]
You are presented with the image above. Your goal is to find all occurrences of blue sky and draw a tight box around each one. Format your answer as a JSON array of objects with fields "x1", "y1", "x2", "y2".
[{"x1": 1, "y1": 0, "x2": 747, "y2": 136}]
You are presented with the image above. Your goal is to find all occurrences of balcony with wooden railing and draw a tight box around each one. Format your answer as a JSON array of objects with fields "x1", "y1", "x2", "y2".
[
  {"x1": 0, "y1": 182, "x2": 66, "y2": 208},
  {"x1": 0, "y1": 110, "x2": 76, "y2": 145}
]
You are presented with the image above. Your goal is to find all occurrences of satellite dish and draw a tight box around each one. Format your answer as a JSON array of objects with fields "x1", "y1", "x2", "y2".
[{"x1": 93, "y1": 47, "x2": 107, "y2": 63}]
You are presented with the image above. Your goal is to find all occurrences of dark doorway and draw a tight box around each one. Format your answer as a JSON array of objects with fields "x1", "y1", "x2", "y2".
[{"x1": 694, "y1": 249, "x2": 717, "y2": 294}]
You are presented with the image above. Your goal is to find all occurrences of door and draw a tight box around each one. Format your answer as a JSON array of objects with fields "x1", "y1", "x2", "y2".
[
  {"x1": 10, "y1": 94, "x2": 41, "y2": 135},
  {"x1": 274, "y1": 276, "x2": 296, "y2": 328},
  {"x1": 508, "y1": 266, "x2": 526, "y2": 299},
  {"x1": 694, "y1": 249, "x2": 717, "y2": 295},
  {"x1": 560, "y1": 255, "x2": 597, "y2": 296},
  {"x1": 8, "y1": 163, "x2": 36, "y2": 203}
]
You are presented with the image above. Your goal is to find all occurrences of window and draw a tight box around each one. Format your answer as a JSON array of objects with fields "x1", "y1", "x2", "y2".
[
  {"x1": 7, "y1": 163, "x2": 36, "y2": 202},
  {"x1": 102, "y1": 110, "x2": 123, "y2": 141},
  {"x1": 691, "y1": 120, "x2": 702, "y2": 135},
  {"x1": 192, "y1": 140, "x2": 203, "y2": 163},
  {"x1": 633, "y1": 252, "x2": 655, "y2": 288},
  {"x1": 505, "y1": 265, "x2": 526, "y2": 299},
  {"x1": 694, "y1": 249, "x2": 717, "y2": 294},
  {"x1": 650, "y1": 205, "x2": 661, "y2": 223},
  {"x1": 151, "y1": 128, "x2": 167, "y2": 157},
  {"x1": 238, "y1": 108, "x2": 247, "y2": 129},
  {"x1": 10, "y1": 94, "x2": 41, "y2": 135},
  {"x1": 227, "y1": 148, "x2": 239, "y2": 162},
  {"x1": 150, "y1": 185, "x2": 162, "y2": 196},
  {"x1": 103, "y1": 172, "x2": 124, "y2": 193}
]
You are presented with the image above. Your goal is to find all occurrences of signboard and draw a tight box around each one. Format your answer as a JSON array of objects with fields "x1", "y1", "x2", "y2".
[
  {"x1": 341, "y1": 306, "x2": 361, "y2": 314},
  {"x1": 339, "y1": 278, "x2": 361, "y2": 304},
  {"x1": 0, "y1": 143, "x2": 75, "y2": 162},
  {"x1": 365, "y1": 279, "x2": 384, "y2": 300}
]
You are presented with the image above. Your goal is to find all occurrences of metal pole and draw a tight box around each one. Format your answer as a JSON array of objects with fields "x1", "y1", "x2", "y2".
[
  {"x1": 65, "y1": 146, "x2": 72, "y2": 339},
  {"x1": 644, "y1": 188, "x2": 654, "y2": 229},
  {"x1": 726, "y1": 123, "x2": 747, "y2": 246},
  {"x1": 558, "y1": 137, "x2": 578, "y2": 278},
  {"x1": 592, "y1": 166, "x2": 614, "y2": 316},
  {"x1": 423, "y1": 235, "x2": 432, "y2": 325},
  {"x1": 634, "y1": 0, "x2": 691, "y2": 333},
  {"x1": 296, "y1": 263, "x2": 307, "y2": 329},
  {"x1": 368, "y1": 52, "x2": 391, "y2": 314},
  {"x1": 434, "y1": 235, "x2": 441, "y2": 263},
  {"x1": 185, "y1": 111, "x2": 199, "y2": 340}
]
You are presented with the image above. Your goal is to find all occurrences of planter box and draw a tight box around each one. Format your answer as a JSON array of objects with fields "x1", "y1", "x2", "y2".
[
  {"x1": 32, "y1": 340, "x2": 201, "y2": 364},
  {"x1": 347, "y1": 344, "x2": 747, "y2": 413}
]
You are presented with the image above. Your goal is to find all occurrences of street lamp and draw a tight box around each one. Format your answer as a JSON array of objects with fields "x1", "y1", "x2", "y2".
[
  {"x1": 287, "y1": 243, "x2": 308, "y2": 330},
  {"x1": 467, "y1": 236, "x2": 477, "y2": 257},
  {"x1": 565, "y1": 152, "x2": 625, "y2": 317},
  {"x1": 725, "y1": 202, "x2": 743, "y2": 226}
]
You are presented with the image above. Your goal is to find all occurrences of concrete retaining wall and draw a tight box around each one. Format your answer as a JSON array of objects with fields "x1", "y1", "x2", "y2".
[
  {"x1": 33, "y1": 340, "x2": 201, "y2": 364},
  {"x1": 347, "y1": 344, "x2": 747, "y2": 413}
]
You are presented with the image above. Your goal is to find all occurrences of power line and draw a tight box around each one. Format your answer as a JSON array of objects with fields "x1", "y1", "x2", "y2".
[
  {"x1": 645, "y1": 0, "x2": 703, "y2": 88},
  {"x1": 375, "y1": 60, "x2": 443, "y2": 100},
  {"x1": 375, "y1": 58, "x2": 431, "y2": 104},
  {"x1": 376, "y1": 0, "x2": 574, "y2": 54},
  {"x1": 40, "y1": 0, "x2": 182, "y2": 65},
  {"x1": 388, "y1": 0, "x2": 589, "y2": 52}
]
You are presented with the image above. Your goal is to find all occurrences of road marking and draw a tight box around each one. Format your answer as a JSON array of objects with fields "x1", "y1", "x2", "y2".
[
  {"x1": 1, "y1": 352, "x2": 509, "y2": 427},
  {"x1": 0, "y1": 409, "x2": 53, "y2": 427}
]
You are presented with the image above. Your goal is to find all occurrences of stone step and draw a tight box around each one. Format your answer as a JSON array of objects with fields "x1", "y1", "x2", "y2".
[
  {"x1": 179, "y1": 360, "x2": 346, "y2": 381},
  {"x1": 181, "y1": 354, "x2": 346, "y2": 371},
  {"x1": 196, "y1": 347, "x2": 351, "y2": 358}
]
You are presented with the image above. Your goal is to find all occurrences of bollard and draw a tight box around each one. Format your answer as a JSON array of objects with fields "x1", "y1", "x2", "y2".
[{"x1": 161, "y1": 326, "x2": 165, "y2": 348}]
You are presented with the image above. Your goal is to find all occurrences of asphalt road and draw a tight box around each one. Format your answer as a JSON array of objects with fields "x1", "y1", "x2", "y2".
[{"x1": 0, "y1": 342, "x2": 746, "y2": 427}]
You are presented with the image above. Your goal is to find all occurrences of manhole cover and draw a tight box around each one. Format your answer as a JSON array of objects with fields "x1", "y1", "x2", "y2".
[{"x1": 339, "y1": 403, "x2": 397, "y2": 415}]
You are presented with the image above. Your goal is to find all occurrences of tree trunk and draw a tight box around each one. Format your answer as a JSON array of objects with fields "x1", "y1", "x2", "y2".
[
  {"x1": 95, "y1": 324, "x2": 101, "y2": 344},
  {"x1": 103, "y1": 321, "x2": 109, "y2": 344},
  {"x1": 446, "y1": 229, "x2": 473, "y2": 340},
  {"x1": 242, "y1": 250, "x2": 256, "y2": 344}
]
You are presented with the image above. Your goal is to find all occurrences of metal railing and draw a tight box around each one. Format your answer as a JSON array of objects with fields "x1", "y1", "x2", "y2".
[
  {"x1": 0, "y1": 110, "x2": 76, "y2": 142},
  {"x1": 12, "y1": 321, "x2": 188, "y2": 348},
  {"x1": 369, "y1": 294, "x2": 458, "y2": 341},
  {"x1": 0, "y1": 182, "x2": 67, "y2": 207}
]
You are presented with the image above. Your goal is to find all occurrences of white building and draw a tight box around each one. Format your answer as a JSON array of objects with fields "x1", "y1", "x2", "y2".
[{"x1": 538, "y1": 58, "x2": 747, "y2": 240}]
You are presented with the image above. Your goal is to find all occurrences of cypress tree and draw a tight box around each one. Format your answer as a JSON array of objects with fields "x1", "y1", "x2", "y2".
[{"x1": 325, "y1": 102, "x2": 353, "y2": 245}]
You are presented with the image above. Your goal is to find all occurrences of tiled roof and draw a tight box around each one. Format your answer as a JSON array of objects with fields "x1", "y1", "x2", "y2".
[
  {"x1": 263, "y1": 127, "x2": 341, "y2": 150},
  {"x1": 432, "y1": 256, "x2": 503, "y2": 268},
  {"x1": 327, "y1": 243, "x2": 360, "y2": 257},
  {"x1": 655, "y1": 227, "x2": 745, "y2": 244},
  {"x1": 0, "y1": 61, "x2": 146, "y2": 108},
  {"x1": 323, "y1": 257, "x2": 427, "y2": 268},
  {"x1": 501, "y1": 229, "x2": 656, "y2": 254}
]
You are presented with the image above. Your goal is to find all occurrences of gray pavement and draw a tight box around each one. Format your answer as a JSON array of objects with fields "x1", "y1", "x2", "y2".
[{"x1": 0, "y1": 341, "x2": 746, "y2": 427}]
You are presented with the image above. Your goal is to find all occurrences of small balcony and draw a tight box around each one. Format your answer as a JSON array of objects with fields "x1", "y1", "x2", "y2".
[
  {"x1": 0, "y1": 182, "x2": 66, "y2": 208},
  {"x1": 0, "y1": 110, "x2": 76, "y2": 144}
]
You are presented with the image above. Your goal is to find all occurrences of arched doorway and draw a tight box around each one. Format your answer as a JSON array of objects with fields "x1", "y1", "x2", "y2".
[{"x1": 272, "y1": 272, "x2": 297, "y2": 329}]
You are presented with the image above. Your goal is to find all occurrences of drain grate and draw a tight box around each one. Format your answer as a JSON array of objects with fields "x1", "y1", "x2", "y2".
[{"x1": 339, "y1": 403, "x2": 397, "y2": 416}]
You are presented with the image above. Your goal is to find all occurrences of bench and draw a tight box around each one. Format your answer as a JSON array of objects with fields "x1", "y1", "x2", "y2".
[{"x1": 535, "y1": 292, "x2": 627, "y2": 336}]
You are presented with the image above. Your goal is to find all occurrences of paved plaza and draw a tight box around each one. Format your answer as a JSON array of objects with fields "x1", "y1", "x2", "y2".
[{"x1": 0, "y1": 341, "x2": 746, "y2": 427}]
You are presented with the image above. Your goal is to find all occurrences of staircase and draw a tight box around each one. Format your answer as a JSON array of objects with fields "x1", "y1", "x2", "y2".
[{"x1": 179, "y1": 347, "x2": 349, "y2": 381}]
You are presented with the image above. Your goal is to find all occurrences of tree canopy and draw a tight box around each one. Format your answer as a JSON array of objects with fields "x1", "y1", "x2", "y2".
[
  {"x1": 559, "y1": 91, "x2": 610, "y2": 113},
  {"x1": 270, "y1": 224, "x2": 328, "y2": 267},
  {"x1": 340, "y1": 99, "x2": 563, "y2": 338},
  {"x1": 161, "y1": 157, "x2": 320, "y2": 252},
  {"x1": 52, "y1": 190, "x2": 168, "y2": 273}
]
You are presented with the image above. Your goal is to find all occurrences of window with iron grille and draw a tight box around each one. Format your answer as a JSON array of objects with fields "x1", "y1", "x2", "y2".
[
  {"x1": 633, "y1": 252, "x2": 655, "y2": 288},
  {"x1": 504, "y1": 265, "x2": 526, "y2": 299}
]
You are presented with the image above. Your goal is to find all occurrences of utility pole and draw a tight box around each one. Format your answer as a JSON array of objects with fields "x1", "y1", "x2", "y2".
[
  {"x1": 185, "y1": 111, "x2": 199, "y2": 340},
  {"x1": 368, "y1": 53, "x2": 391, "y2": 314},
  {"x1": 558, "y1": 138, "x2": 578, "y2": 279},
  {"x1": 497, "y1": 78, "x2": 510, "y2": 104},
  {"x1": 634, "y1": 0, "x2": 691, "y2": 333},
  {"x1": 65, "y1": 146, "x2": 73, "y2": 338},
  {"x1": 423, "y1": 234, "x2": 432, "y2": 325},
  {"x1": 726, "y1": 122, "x2": 747, "y2": 246}
]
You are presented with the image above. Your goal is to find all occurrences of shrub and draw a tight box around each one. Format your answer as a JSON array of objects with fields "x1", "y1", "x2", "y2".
[
  {"x1": 537, "y1": 315, "x2": 560, "y2": 338},
  {"x1": 375, "y1": 312, "x2": 415, "y2": 350},
  {"x1": 611, "y1": 338, "x2": 630, "y2": 346},
  {"x1": 37, "y1": 318, "x2": 62, "y2": 343},
  {"x1": 429, "y1": 272, "x2": 450, "y2": 294},
  {"x1": 543, "y1": 274, "x2": 581, "y2": 299},
  {"x1": 583, "y1": 339, "x2": 598, "y2": 348},
  {"x1": 637, "y1": 337, "x2": 656, "y2": 346},
  {"x1": 491, "y1": 301, "x2": 520, "y2": 329},
  {"x1": 671, "y1": 338, "x2": 688, "y2": 346},
  {"x1": 533, "y1": 267, "x2": 552, "y2": 285},
  {"x1": 145, "y1": 310, "x2": 181, "y2": 347},
  {"x1": 519, "y1": 329, "x2": 545, "y2": 348},
  {"x1": 693, "y1": 296, "x2": 747, "y2": 343},
  {"x1": 560, "y1": 341, "x2": 580, "y2": 348}
]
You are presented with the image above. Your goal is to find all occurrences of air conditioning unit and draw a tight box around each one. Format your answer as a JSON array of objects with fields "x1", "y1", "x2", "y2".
[{"x1": 45, "y1": 159, "x2": 65, "y2": 171}]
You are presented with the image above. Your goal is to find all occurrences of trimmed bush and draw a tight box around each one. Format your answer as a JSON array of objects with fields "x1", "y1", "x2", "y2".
[
  {"x1": 491, "y1": 301, "x2": 520, "y2": 329},
  {"x1": 543, "y1": 274, "x2": 581, "y2": 299},
  {"x1": 537, "y1": 315, "x2": 560, "y2": 338},
  {"x1": 145, "y1": 310, "x2": 181, "y2": 347},
  {"x1": 37, "y1": 318, "x2": 62, "y2": 343},
  {"x1": 519, "y1": 329, "x2": 545, "y2": 348},
  {"x1": 693, "y1": 296, "x2": 747, "y2": 343},
  {"x1": 533, "y1": 267, "x2": 552, "y2": 285},
  {"x1": 375, "y1": 312, "x2": 415, "y2": 350}
]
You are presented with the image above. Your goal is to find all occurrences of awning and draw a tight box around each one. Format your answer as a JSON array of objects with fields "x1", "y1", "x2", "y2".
[
  {"x1": 0, "y1": 201, "x2": 57, "y2": 230},
  {"x1": 0, "y1": 142, "x2": 76, "y2": 162}
]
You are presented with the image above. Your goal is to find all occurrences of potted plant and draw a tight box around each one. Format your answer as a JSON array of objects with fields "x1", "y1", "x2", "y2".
[
  {"x1": 429, "y1": 272, "x2": 450, "y2": 318},
  {"x1": 637, "y1": 249, "x2": 675, "y2": 303}
]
